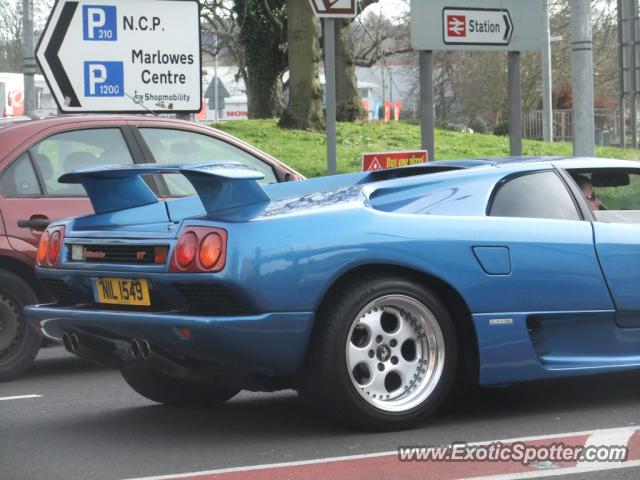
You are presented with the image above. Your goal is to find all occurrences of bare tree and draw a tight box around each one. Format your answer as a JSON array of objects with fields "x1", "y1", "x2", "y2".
[
  {"x1": 200, "y1": 1, "x2": 245, "y2": 72},
  {"x1": 352, "y1": 5, "x2": 412, "y2": 68},
  {"x1": 0, "y1": 0, "x2": 54, "y2": 73},
  {"x1": 0, "y1": 0, "x2": 23, "y2": 72}
]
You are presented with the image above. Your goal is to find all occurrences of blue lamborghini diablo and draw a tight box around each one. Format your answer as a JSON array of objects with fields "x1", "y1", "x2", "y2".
[{"x1": 25, "y1": 157, "x2": 640, "y2": 429}]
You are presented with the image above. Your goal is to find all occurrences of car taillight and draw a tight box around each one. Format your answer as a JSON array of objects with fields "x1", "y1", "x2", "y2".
[
  {"x1": 36, "y1": 226, "x2": 65, "y2": 268},
  {"x1": 199, "y1": 233, "x2": 223, "y2": 269},
  {"x1": 175, "y1": 232, "x2": 198, "y2": 268},
  {"x1": 48, "y1": 231, "x2": 61, "y2": 264},
  {"x1": 170, "y1": 227, "x2": 227, "y2": 273},
  {"x1": 37, "y1": 232, "x2": 49, "y2": 264}
]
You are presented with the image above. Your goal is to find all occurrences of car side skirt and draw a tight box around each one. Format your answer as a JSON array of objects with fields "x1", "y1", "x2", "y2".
[{"x1": 475, "y1": 310, "x2": 640, "y2": 385}]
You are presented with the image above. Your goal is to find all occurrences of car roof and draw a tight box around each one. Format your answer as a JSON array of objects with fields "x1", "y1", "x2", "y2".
[
  {"x1": 439, "y1": 156, "x2": 640, "y2": 171},
  {"x1": 0, "y1": 114, "x2": 189, "y2": 132}
]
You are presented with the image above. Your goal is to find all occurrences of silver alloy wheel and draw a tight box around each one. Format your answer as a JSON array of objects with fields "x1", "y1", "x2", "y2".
[{"x1": 345, "y1": 295, "x2": 446, "y2": 413}]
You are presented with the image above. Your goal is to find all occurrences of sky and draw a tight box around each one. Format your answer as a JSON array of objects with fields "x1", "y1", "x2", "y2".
[{"x1": 373, "y1": 0, "x2": 410, "y2": 18}]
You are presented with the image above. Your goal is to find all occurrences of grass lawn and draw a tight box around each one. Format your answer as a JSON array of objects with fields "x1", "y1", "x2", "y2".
[{"x1": 213, "y1": 119, "x2": 640, "y2": 178}]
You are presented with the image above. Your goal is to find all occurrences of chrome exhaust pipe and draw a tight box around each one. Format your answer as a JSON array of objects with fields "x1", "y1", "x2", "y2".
[
  {"x1": 62, "y1": 333, "x2": 72, "y2": 352},
  {"x1": 131, "y1": 339, "x2": 141, "y2": 360},
  {"x1": 61, "y1": 331, "x2": 120, "y2": 367},
  {"x1": 140, "y1": 339, "x2": 151, "y2": 360},
  {"x1": 70, "y1": 333, "x2": 80, "y2": 353}
]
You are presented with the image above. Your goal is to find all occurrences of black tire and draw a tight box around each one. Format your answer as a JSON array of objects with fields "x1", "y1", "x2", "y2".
[
  {"x1": 0, "y1": 270, "x2": 41, "y2": 382},
  {"x1": 121, "y1": 367, "x2": 240, "y2": 406},
  {"x1": 300, "y1": 276, "x2": 458, "y2": 431}
]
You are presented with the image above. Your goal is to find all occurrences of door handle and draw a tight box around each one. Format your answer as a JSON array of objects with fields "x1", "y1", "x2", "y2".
[{"x1": 17, "y1": 218, "x2": 51, "y2": 230}]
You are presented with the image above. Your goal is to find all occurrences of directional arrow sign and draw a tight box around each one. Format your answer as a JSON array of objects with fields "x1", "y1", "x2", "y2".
[
  {"x1": 36, "y1": 0, "x2": 201, "y2": 113},
  {"x1": 308, "y1": 0, "x2": 357, "y2": 18},
  {"x1": 443, "y1": 8, "x2": 513, "y2": 46}
]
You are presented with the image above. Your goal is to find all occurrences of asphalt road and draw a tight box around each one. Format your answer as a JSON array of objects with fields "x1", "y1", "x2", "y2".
[{"x1": 2, "y1": 347, "x2": 640, "y2": 480}]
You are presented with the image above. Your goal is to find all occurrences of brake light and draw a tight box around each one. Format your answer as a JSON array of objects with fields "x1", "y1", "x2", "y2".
[
  {"x1": 175, "y1": 232, "x2": 197, "y2": 268},
  {"x1": 170, "y1": 227, "x2": 227, "y2": 273},
  {"x1": 48, "y1": 231, "x2": 61, "y2": 264},
  {"x1": 36, "y1": 226, "x2": 65, "y2": 268},
  {"x1": 199, "y1": 233, "x2": 223, "y2": 269},
  {"x1": 37, "y1": 232, "x2": 49, "y2": 264}
]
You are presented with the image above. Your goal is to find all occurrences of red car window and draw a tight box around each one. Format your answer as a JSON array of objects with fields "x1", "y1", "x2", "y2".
[
  {"x1": 1, "y1": 153, "x2": 42, "y2": 196},
  {"x1": 32, "y1": 128, "x2": 135, "y2": 196},
  {"x1": 139, "y1": 128, "x2": 278, "y2": 196}
]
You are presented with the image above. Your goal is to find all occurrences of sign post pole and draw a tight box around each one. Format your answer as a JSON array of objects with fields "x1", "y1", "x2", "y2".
[
  {"x1": 508, "y1": 51, "x2": 522, "y2": 156},
  {"x1": 22, "y1": 0, "x2": 36, "y2": 116},
  {"x1": 324, "y1": 18, "x2": 338, "y2": 176},
  {"x1": 308, "y1": 1, "x2": 357, "y2": 175},
  {"x1": 618, "y1": 0, "x2": 625, "y2": 148},
  {"x1": 570, "y1": 0, "x2": 595, "y2": 156},
  {"x1": 419, "y1": 50, "x2": 435, "y2": 160},
  {"x1": 541, "y1": 0, "x2": 553, "y2": 142}
]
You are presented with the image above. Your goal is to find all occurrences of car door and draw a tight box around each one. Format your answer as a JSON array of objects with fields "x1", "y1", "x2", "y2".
[
  {"x1": 485, "y1": 169, "x2": 613, "y2": 314},
  {"x1": 0, "y1": 127, "x2": 139, "y2": 259},
  {"x1": 570, "y1": 167, "x2": 640, "y2": 328}
]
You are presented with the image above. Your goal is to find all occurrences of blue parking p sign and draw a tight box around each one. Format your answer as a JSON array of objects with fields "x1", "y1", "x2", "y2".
[
  {"x1": 83, "y1": 5, "x2": 118, "y2": 41},
  {"x1": 84, "y1": 62, "x2": 124, "y2": 97}
]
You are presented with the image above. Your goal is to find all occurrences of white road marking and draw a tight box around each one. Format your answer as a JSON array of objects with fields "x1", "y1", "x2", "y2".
[
  {"x1": 122, "y1": 425, "x2": 640, "y2": 480},
  {"x1": 575, "y1": 426, "x2": 637, "y2": 470},
  {"x1": 461, "y1": 460, "x2": 640, "y2": 480},
  {"x1": 0, "y1": 394, "x2": 42, "y2": 401}
]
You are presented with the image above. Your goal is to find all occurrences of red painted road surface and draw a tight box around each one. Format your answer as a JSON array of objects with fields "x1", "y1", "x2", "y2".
[{"x1": 125, "y1": 426, "x2": 640, "y2": 480}]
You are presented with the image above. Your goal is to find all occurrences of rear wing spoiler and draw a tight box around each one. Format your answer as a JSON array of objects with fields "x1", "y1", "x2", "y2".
[{"x1": 59, "y1": 163, "x2": 270, "y2": 215}]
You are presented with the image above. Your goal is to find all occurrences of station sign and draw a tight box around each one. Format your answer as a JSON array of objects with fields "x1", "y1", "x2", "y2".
[
  {"x1": 308, "y1": 0, "x2": 357, "y2": 18},
  {"x1": 411, "y1": 0, "x2": 545, "y2": 52},
  {"x1": 362, "y1": 151, "x2": 429, "y2": 172},
  {"x1": 443, "y1": 8, "x2": 513, "y2": 46},
  {"x1": 36, "y1": 0, "x2": 201, "y2": 113}
]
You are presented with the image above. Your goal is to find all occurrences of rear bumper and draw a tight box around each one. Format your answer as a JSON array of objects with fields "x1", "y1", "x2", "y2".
[{"x1": 24, "y1": 304, "x2": 314, "y2": 375}]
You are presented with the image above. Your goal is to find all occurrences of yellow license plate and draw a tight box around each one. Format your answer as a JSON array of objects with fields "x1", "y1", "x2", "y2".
[{"x1": 94, "y1": 278, "x2": 150, "y2": 306}]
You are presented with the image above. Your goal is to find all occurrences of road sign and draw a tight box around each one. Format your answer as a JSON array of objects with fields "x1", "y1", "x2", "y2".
[
  {"x1": 411, "y1": 0, "x2": 545, "y2": 52},
  {"x1": 443, "y1": 8, "x2": 513, "y2": 46},
  {"x1": 308, "y1": 0, "x2": 357, "y2": 18},
  {"x1": 362, "y1": 151, "x2": 429, "y2": 172},
  {"x1": 36, "y1": 0, "x2": 201, "y2": 113}
]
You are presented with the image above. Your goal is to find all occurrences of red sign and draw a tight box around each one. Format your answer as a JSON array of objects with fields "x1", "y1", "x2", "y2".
[
  {"x1": 446, "y1": 15, "x2": 466, "y2": 37},
  {"x1": 362, "y1": 150, "x2": 429, "y2": 172}
]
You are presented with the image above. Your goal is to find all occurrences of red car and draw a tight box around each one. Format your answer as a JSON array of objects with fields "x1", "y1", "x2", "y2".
[{"x1": 0, "y1": 115, "x2": 301, "y2": 381}]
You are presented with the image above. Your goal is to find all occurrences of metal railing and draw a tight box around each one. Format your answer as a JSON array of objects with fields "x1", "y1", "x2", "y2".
[{"x1": 523, "y1": 109, "x2": 619, "y2": 143}]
